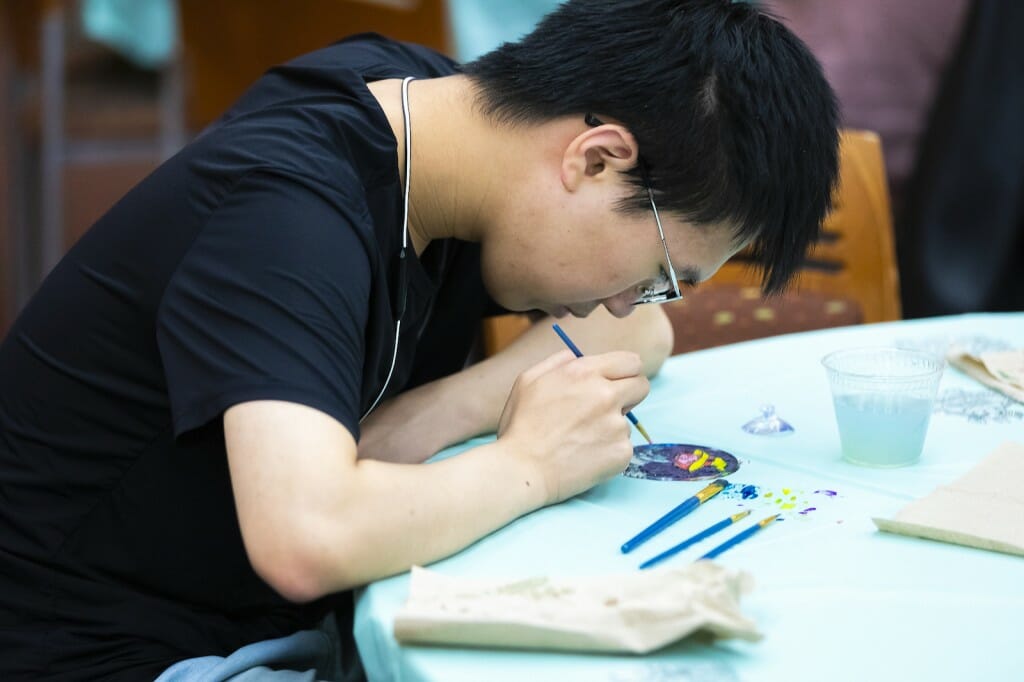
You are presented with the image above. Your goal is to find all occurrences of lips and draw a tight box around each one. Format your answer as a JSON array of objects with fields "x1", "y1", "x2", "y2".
[
  {"x1": 548, "y1": 304, "x2": 596, "y2": 319},
  {"x1": 550, "y1": 305, "x2": 570, "y2": 319}
]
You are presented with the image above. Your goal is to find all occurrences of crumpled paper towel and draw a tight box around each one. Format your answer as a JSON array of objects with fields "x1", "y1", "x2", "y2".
[
  {"x1": 947, "y1": 347, "x2": 1024, "y2": 403},
  {"x1": 393, "y1": 560, "x2": 760, "y2": 653}
]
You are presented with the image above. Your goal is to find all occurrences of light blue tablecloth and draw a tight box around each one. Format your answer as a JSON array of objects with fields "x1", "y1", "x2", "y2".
[{"x1": 355, "y1": 313, "x2": 1024, "y2": 682}]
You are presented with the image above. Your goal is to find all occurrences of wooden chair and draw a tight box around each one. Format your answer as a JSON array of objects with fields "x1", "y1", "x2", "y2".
[
  {"x1": 665, "y1": 129, "x2": 900, "y2": 353},
  {"x1": 482, "y1": 129, "x2": 901, "y2": 356}
]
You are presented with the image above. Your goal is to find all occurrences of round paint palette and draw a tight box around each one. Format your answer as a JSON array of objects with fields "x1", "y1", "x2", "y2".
[{"x1": 624, "y1": 443, "x2": 739, "y2": 482}]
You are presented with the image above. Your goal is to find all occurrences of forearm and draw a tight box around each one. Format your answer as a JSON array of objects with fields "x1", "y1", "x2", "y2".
[
  {"x1": 229, "y1": 347, "x2": 647, "y2": 603},
  {"x1": 357, "y1": 305, "x2": 673, "y2": 463},
  {"x1": 295, "y1": 440, "x2": 547, "y2": 596}
]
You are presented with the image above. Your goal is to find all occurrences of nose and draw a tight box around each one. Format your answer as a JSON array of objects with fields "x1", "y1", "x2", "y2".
[{"x1": 602, "y1": 291, "x2": 637, "y2": 318}]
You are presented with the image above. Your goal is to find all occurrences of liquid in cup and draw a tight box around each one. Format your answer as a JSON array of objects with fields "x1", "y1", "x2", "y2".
[{"x1": 822, "y1": 348, "x2": 944, "y2": 467}]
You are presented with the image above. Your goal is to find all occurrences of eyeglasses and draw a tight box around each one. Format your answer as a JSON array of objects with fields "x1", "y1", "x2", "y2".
[
  {"x1": 584, "y1": 114, "x2": 683, "y2": 306},
  {"x1": 634, "y1": 182, "x2": 684, "y2": 305}
]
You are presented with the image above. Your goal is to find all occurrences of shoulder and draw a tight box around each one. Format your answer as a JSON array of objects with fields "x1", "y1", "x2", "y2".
[
  {"x1": 287, "y1": 33, "x2": 460, "y2": 80},
  {"x1": 203, "y1": 170, "x2": 378, "y2": 273}
]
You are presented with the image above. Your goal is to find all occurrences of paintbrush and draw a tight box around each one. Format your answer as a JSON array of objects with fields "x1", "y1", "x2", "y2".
[
  {"x1": 550, "y1": 323, "x2": 653, "y2": 444},
  {"x1": 638, "y1": 510, "x2": 752, "y2": 569},
  {"x1": 620, "y1": 478, "x2": 730, "y2": 554},
  {"x1": 698, "y1": 513, "x2": 780, "y2": 560}
]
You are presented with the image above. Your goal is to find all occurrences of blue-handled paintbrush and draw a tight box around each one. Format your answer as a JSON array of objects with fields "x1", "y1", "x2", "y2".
[
  {"x1": 551, "y1": 323, "x2": 653, "y2": 444},
  {"x1": 620, "y1": 478, "x2": 729, "y2": 554},
  {"x1": 638, "y1": 509, "x2": 752, "y2": 569},
  {"x1": 699, "y1": 513, "x2": 780, "y2": 560}
]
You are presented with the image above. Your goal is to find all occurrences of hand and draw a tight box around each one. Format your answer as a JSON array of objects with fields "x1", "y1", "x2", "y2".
[{"x1": 496, "y1": 349, "x2": 650, "y2": 506}]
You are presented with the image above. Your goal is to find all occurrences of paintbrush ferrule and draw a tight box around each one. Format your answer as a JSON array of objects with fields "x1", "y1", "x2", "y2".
[{"x1": 695, "y1": 478, "x2": 729, "y2": 503}]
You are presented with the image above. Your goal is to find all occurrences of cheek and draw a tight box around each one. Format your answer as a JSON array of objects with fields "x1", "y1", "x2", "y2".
[{"x1": 478, "y1": 232, "x2": 556, "y2": 310}]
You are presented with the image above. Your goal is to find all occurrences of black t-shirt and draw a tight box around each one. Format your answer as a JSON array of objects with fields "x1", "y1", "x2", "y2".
[{"x1": 0, "y1": 34, "x2": 496, "y2": 680}]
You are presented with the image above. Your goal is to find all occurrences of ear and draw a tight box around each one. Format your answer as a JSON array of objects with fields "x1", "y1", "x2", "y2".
[{"x1": 560, "y1": 124, "x2": 640, "y2": 192}]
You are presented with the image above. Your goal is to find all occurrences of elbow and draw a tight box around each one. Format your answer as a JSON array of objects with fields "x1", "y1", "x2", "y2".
[
  {"x1": 251, "y1": 555, "x2": 327, "y2": 604},
  {"x1": 247, "y1": 539, "x2": 331, "y2": 604},
  {"x1": 242, "y1": 521, "x2": 358, "y2": 603}
]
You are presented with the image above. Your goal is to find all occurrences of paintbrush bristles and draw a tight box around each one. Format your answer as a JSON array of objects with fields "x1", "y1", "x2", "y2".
[
  {"x1": 730, "y1": 510, "x2": 752, "y2": 523},
  {"x1": 634, "y1": 422, "x2": 653, "y2": 445}
]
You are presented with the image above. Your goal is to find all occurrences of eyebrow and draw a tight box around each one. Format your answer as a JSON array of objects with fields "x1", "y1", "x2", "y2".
[{"x1": 676, "y1": 266, "x2": 702, "y2": 286}]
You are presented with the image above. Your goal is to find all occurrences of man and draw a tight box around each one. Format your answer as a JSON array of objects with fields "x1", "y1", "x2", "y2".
[{"x1": 0, "y1": 1, "x2": 838, "y2": 679}]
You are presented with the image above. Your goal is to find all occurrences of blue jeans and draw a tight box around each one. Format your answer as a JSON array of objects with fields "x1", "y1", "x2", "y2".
[{"x1": 155, "y1": 614, "x2": 355, "y2": 682}]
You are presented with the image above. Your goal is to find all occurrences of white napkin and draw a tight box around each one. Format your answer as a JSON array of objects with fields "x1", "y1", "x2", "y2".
[
  {"x1": 947, "y1": 348, "x2": 1024, "y2": 403},
  {"x1": 393, "y1": 561, "x2": 760, "y2": 654},
  {"x1": 873, "y1": 441, "x2": 1024, "y2": 557}
]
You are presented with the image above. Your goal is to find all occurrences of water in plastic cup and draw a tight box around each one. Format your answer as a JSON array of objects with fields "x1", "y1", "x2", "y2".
[{"x1": 822, "y1": 348, "x2": 944, "y2": 467}]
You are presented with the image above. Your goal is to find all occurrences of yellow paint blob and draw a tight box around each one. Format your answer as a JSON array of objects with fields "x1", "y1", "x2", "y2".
[
  {"x1": 712, "y1": 457, "x2": 727, "y2": 471},
  {"x1": 688, "y1": 452, "x2": 709, "y2": 472}
]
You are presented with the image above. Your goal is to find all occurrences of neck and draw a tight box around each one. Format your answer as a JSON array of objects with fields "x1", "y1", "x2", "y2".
[{"x1": 368, "y1": 75, "x2": 523, "y2": 255}]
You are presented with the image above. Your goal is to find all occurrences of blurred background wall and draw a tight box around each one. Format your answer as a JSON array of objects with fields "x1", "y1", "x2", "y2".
[{"x1": 0, "y1": 0, "x2": 451, "y2": 336}]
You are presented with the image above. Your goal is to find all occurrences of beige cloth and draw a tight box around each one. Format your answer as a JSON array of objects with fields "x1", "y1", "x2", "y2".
[
  {"x1": 873, "y1": 441, "x2": 1024, "y2": 557},
  {"x1": 947, "y1": 348, "x2": 1024, "y2": 403},
  {"x1": 393, "y1": 561, "x2": 760, "y2": 654}
]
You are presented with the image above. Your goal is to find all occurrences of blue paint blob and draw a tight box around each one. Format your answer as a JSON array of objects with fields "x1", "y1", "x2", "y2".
[{"x1": 740, "y1": 484, "x2": 759, "y2": 499}]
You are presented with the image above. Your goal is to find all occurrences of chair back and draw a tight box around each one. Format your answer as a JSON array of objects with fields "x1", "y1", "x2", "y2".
[{"x1": 708, "y1": 129, "x2": 901, "y2": 323}]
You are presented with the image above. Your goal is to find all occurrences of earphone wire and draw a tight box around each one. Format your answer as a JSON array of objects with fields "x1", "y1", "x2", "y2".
[{"x1": 361, "y1": 76, "x2": 414, "y2": 422}]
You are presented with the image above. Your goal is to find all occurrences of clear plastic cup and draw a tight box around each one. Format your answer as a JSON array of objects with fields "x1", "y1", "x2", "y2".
[{"x1": 821, "y1": 347, "x2": 944, "y2": 467}]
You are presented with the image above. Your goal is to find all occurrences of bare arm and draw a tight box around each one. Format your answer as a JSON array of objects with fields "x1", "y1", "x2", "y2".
[
  {"x1": 224, "y1": 350, "x2": 649, "y2": 602},
  {"x1": 357, "y1": 304, "x2": 673, "y2": 463}
]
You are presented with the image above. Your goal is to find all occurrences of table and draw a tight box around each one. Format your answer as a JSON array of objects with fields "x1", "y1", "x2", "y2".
[{"x1": 355, "y1": 313, "x2": 1024, "y2": 682}]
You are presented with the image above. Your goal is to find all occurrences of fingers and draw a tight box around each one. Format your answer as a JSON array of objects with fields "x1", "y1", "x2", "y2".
[
  {"x1": 513, "y1": 349, "x2": 648, "y2": 424},
  {"x1": 581, "y1": 351, "x2": 644, "y2": 380},
  {"x1": 520, "y1": 349, "x2": 576, "y2": 383},
  {"x1": 534, "y1": 350, "x2": 648, "y2": 406},
  {"x1": 616, "y1": 374, "x2": 651, "y2": 412}
]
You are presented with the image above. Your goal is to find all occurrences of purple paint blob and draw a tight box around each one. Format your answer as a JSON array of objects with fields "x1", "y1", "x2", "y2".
[
  {"x1": 798, "y1": 507, "x2": 817, "y2": 515},
  {"x1": 814, "y1": 489, "x2": 838, "y2": 497}
]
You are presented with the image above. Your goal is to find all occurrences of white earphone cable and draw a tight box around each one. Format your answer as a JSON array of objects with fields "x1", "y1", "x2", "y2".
[{"x1": 361, "y1": 76, "x2": 414, "y2": 422}]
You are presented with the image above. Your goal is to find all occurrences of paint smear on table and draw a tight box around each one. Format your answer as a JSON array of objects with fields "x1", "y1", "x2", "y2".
[{"x1": 720, "y1": 484, "x2": 840, "y2": 517}]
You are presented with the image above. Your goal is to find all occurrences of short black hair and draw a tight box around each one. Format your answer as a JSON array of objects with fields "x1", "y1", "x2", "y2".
[{"x1": 464, "y1": 0, "x2": 839, "y2": 293}]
